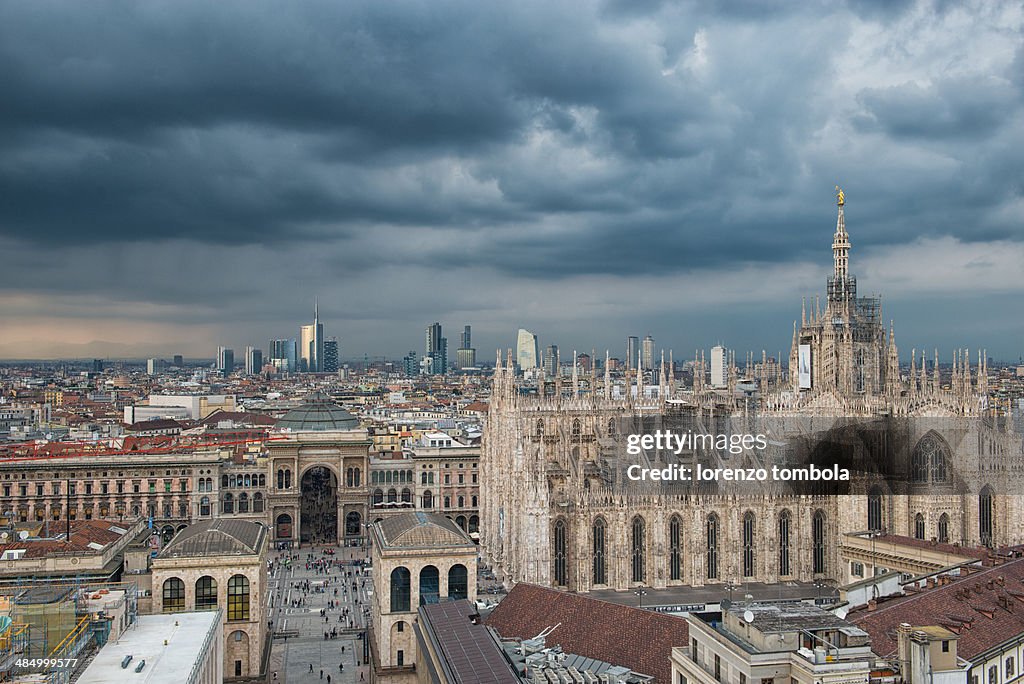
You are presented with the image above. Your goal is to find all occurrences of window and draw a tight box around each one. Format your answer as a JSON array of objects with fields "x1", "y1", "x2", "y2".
[
  {"x1": 989, "y1": 665, "x2": 997, "y2": 684},
  {"x1": 422, "y1": 490, "x2": 433, "y2": 508},
  {"x1": 691, "y1": 638, "x2": 697, "y2": 663},
  {"x1": 238, "y1": 493, "x2": 249, "y2": 513},
  {"x1": 938, "y1": 513, "x2": 950, "y2": 543},
  {"x1": 223, "y1": 493, "x2": 234, "y2": 514},
  {"x1": 679, "y1": 676, "x2": 688, "y2": 684},
  {"x1": 742, "y1": 512, "x2": 755, "y2": 577},
  {"x1": 195, "y1": 576, "x2": 217, "y2": 610},
  {"x1": 868, "y1": 486, "x2": 883, "y2": 531},
  {"x1": 631, "y1": 516, "x2": 646, "y2": 583},
  {"x1": 162, "y1": 578, "x2": 185, "y2": 612},
  {"x1": 448, "y1": 564, "x2": 468, "y2": 600},
  {"x1": 227, "y1": 574, "x2": 250, "y2": 621},
  {"x1": 741, "y1": 674, "x2": 747, "y2": 684},
  {"x1": 1006, "y1": 657, "x2": 1014, "y2": 678},
  {"x1": 980, "y1": 486, "x2": 994, "y2": 547},
  {"x1": 593, "y1": 518, "x2": 606, "y2": 585},
  {"x1": 707, "y1": 514, "x2": 719, "y2": 580},
  {"x1": 714, "y1": 654, "x2": 721, "y2": 682},
  {"x1": 851, "y1": 562, "x2": 864, "y2": 578},
  {"x1": 669, "y1": 515, "x2": 682, "y2": 581},
  {"x1": 812, "y1": 510, "x2": 826, "y2": 574},
  {"x1": 397, "y1": 650, "x2": 404, "y2": 667},
  {"x1": 914, "y1": 513, "x2": 925, "y2": 540},
  {"x1": 420, "y1": 566, "x2": 440, "y2": 605},
  {"x1": 199, "y1": 496, "x2": 210, "y2": 516},
  {"x1": 390, "y1": 567, "x2": 411, "y2": 612},
  {"x1": 941, "y1": 641, "x2": 949, "y2": 653},
  {"x1": 775, "y1": 511, "x2": 791, "y2": 577},
  {"x1": 397, "y1": 621, "x2": 404, "y2": 632},
  {"x1": 553, "y1": 520, "x2": 568, "y2": 587}
]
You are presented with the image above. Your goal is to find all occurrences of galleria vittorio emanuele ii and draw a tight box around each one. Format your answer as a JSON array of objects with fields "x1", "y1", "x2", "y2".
[{"x1": 481, "y1": 192, "x2": 1023, "y2": 594}]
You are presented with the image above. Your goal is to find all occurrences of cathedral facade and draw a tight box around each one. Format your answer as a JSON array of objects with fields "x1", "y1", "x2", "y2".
[{"x1": 480, "y1": 193, "x2": 1023, "y2": 594}]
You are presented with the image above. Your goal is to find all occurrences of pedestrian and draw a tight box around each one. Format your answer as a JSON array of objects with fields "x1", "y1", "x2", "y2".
[
  {"x1": 327, "y1": 676, "x2": 331, "y2": 684},
  {"x1": 320, "y1": 669, "x2": 324, "y2": 679},
  {"x1": 310, "y1": 664, "x2": 314, "y2": 673}
]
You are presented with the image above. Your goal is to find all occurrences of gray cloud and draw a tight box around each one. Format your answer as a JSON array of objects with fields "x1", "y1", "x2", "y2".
[{"x1": 0, "y1": 0, "x2": 1021, "y2": 359}]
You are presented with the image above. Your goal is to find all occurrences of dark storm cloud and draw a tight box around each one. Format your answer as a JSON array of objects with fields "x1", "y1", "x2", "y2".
[{"x1": 0, "y1": 0, "x2": 1022, "y2": 359}]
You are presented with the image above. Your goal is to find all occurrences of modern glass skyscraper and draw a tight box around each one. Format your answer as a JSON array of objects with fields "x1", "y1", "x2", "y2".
[
  {"x1": 627, "y1": 336, "x2": 639, "y2": 370},
  {"x1": 323, "y1": 338, "x2": 339, "y2": 373},
  {"x1": 425, "y1": 322, "x2": 447, "y2": 374},
  {"x1": 300, "y1": 300, "x2": 324, "y2": 372},
  {"x1": 516, "y1": 329, "x2": 540, "y2": 369},
  {"x1": 244, "y1": 346, "x2": 263, "y2": 375},
  {"x1": 641, "y1": 335, "x2": 655, "y2": 371},
  {"x1": 543, "y1": 345, "x2": 558, "y2": 376},
  {"x1": 216, "y1": 346, "x2": 234, "y2": 374},
  {"x1": 269, "y1": 339, "x2": 297, "y2": 372},
  {"x1": 456, "y1": 324, "x2": 476, "y2": 369}
]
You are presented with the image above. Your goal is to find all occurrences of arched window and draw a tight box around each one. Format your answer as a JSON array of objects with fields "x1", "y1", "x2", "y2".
[
  {"x1": 669, "y1": 515, "x2": 682, "y2": 581},
  {"x1": 707, "y1": 514, "x2": 719, "y2": 580},
  {"x1": 243, "y1": 474, "x2": 250, "y2": 487},
  {"x1": 444, "y1": 496, "x2": 451, "y2": 508},
  {"x1": 631, "y1": 516, "x2": 645, "y2": 584},
  {"x1": 914, "y1": 513, "x2": 925, "y2": 540},
  {"x1": 221, "y1": 475, "x2": 228, "y2": 488},
  {"x1": 373, "y1": 489, "x2": 383, "y2": 505},
  {"x1": 195, "y1": 576, "x2": 217, "y2": 611},
  {"x1": 938, "y1": 513, "x2": 950, "y2": 543},
  {"x1": 227, "y1": 575, "x2": 250, "y2": 621},
  {"x1": 553, "y1": 519, "x2": 568, "y2": 587},
  {"x1": 258, "y1": 474, "x2": 265, "y2": 487},
  {"x1": 469, "y1": 515, "x2": 479, "y2": 533},
  {"x1": 223, "y1": 492, "x2": 234, "y2": 514},
  {"x1": 913, "y1": 432, "x2": 949, "y2": 483},
  {"x1": 346, "y1": 468, "x2": 353, "y2": 488},
  {"x1": 536, "y1": 419, "x2": 544, "y2": 436},
  {"x1": 199, "y1": 497, "x2": 210, "y2": 516},
  {"x1": 401, "y1": 488, "x2": 411, "y2": 503},
  {"x1": 285, "y1": 469, "x2": 291, "y2": 488},
  {"x1": 346, "y1": 511, "x2": 361, "y2": 537},
  {"x1": 238, "y1": 492, "x2": 249, "y2": 513},
  {"x1": 457, "y1": 495, "x2": 465, "y2": 508},
  {"x1": 742, "y1": 512, "x2": 756, "y2": 577},
  {"x1": 162, "y1": 577, "x2": 185, "y2": 612},
  {"x1": 868, "y1": 486, "x2": 883, "y2": 531},
  {"x1": 354, "y1": 469, "x2": 361, "y2": 487},
  {"x1": 449, "y1": 564, "x2": 468, "y2": 599},
  {"x1": 812, "y1": 510, "x2": 826, "y2": 574},
  {"x1": 277, "y1": 469, "x2": 284, "y2": 489},
  {"x1": 779, "y1": 510, "x2": 791, "y2": 576},
  {"x1": 390, "y1": 567, "x2": 411, "y2": 612},
  {"x1": 372, "y1": 472, "x2": 379, "y2": 484},
  {"x1": 229, "y1": 475, "x2": 236, "y2": 488},
  {"x1": 455, "y1": 515, "x2": 467, "y2": 531},
  {"x1": 571, "y1": 419, "x2": 582, "y2": 441},
  {"x1": 387, "y1": 488, "x2": 397, "y2": 503},
  {"x1": 592, "y1": 518, "x2": 606, "y2": 585},
  {"x1": 607, "y1": 418, "x2": 616, "y2": 436},
  {"x1": 420, "y1": 566, "x2": 440, "y2": 605},
  {"x1": 253, "y1": 493, "x2": 264, "y2": 513},
  {"x1": 420, "y1": 472, "x2": 427, "y2": 485},
  {"x1": 422, "y1": 490, "x2": 433, "y2": 508},
  {"x1": 980, "y1": 486, "x2": 994, "y2": 547},
  {"x1": 471, "y1": 495, "x2": 478, "y2": 507}
]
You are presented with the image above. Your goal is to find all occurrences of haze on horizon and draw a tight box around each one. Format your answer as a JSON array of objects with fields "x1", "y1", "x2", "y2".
[{"x1": 1, "y1": 1, "x2": 1022, "y2": 363}]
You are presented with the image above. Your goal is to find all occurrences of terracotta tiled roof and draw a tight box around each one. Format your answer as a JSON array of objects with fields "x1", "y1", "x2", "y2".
[
  {"x1": 485, "y1": 583, "x2": 688, "y2": 683},
  {"x1": 851, "y1": 556, "x2": 1024, "y2": 661},
  {"x1": 0, "y1": 519, "x2": 134, "y2": 558}
]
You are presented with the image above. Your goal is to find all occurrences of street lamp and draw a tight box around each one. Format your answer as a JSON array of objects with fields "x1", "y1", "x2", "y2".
[{"x1": 634, "y1": 585, "x2": 648, "y2": 609}]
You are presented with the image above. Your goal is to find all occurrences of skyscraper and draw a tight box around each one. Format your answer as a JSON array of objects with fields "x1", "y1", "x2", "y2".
[
  {"x1": 403, "y1": 351, "x2": 419, "y2": 378},
  {"x1": 626, "y1": 336, "x2": 639, "y2": 370},
  {"x1": 323, "y1": 338, "x2": 339, "y2": 373},
  {"x1": 300, "y1": 300, "x2": 325, "y2": 373},
  {"x1": 172, "y1": 355, "x2": 184, "y2": 368},
  {"x1": 269, "y1": 339, "x2": 297, "y2": 373},
  {"x1": 516, "y1": 329, "x2": 540, "y2": 370},
  {"x1": 641, "y1": 335, "x2": 655, "y2": 371},
  {"x1": 543, "y1": 345, "x2": 559, "y2": 376},
  {"x1": 711, "y1": 345, "x2": 728, "y2": 388},
  {"x1": 216, "y1": 346, "x2": 234, "y2": 374},
  {"x1": 245, "y1": 346, "x2": 263, "y2": 375},
  {"x1": 425, "y1": 322, "x2": 447, "y2": 375},
  {"x1": 456, "y1": 324, "x2": 476, "y2": 369}
]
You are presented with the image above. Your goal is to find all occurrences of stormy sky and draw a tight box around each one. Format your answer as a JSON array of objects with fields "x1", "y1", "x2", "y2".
[{"x1": 1, "y1": 0, "x2": 1022, "y2": 362}]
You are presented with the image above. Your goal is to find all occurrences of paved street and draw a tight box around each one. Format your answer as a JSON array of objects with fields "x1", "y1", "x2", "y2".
[{"x1": 265, "y1": 543, "x2": 373, "y2": 684}]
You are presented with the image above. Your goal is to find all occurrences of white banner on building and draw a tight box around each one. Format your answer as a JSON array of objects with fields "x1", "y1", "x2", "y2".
[{"x1": 798, "y1": 344, "x2": 812, "y2": 389}]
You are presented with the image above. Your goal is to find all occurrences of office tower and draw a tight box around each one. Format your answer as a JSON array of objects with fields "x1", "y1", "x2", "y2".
[
  {"x1": 299, "y1": 300, "x2": 325, "y2": 373},
  {"x1": 323, "y1": 338, "x2": 339, "y2": 373},
  {"x1": 244, "y1": 347, "x2": 263, "y2": 375},
  {"x1": 577, "y1": 352, "x2": 592, "y2": 372},
  {"x1": 91, "y1": 359, "x2": 104, "y2": 373},
  {"x1": 172, "y1": 355, "x2": 184, "y2": 367},
  {"x1": 543, "y1": 345, "x2": 559, "y2": 376},
  {"x1": 627, "y1": 336, "x2": 639, "y2": 370},
  {"x1": 146, "y1": 358, "x2": 158, "y2": 375},
  {"x1": 403, "y1": 351, "x2": 419, "y2": 378},
  {"x1": 641, "y1": 335, "x2": 656, "y2": 371},
  {"x1": 516, "y1": 329, "x2": 540, "y2": 370},
  {"x1": 216, "y1": 346, "x2": 234, "y2": 374},
  {"x1": 425, "y1": 322, "x2": 447, "y2": 375},
  {"x1": 268, "y1": 338, "x2": 297, "y2": 373},
  {"x1": 456, "y1": 324, "x2": 476, "y2": 369},
  {"x1": 711, "y1": 345, "x2": 728, "y2": 388}
]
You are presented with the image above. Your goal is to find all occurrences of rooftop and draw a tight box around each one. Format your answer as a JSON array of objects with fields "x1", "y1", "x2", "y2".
[
  {"x1": 376, "y1": 512, "x2": 475, "y2": 550},
  {"x1": 158, "y1": 519, "x2": 266, "y2": 559},
  {"x1": 419, "y1": 599, "x2": 521, "y2": 684},
  {"x1": 76, "y1": 611, "x2": 221, "y2": 684},
  {"x1": 275, "y1": 391, "x2": 359, "y2": 431},
  {"x1": 486, "y1": 583, "x2": 689, "y2": 684}
]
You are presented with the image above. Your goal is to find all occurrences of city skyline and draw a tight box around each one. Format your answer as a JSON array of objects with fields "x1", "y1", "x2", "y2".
[{"x1": 0, "y1": 2, "x2": 1022, "y2": 360}]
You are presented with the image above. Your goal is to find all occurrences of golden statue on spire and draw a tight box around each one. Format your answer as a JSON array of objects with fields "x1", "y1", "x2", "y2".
[{"x1": 835, "y1": 185, "x2": 845, "y2": 206}]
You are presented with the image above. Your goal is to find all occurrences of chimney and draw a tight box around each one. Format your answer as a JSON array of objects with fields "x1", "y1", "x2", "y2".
[
  {"x1": 987, "y1": 580, "x2": 995, "y2": 591},
  {"x1": 927, "y1": 578, "x2": 936, "y2": 589},
  {"x1": 868, "y1": 599, "x2": 877, "y2": 612}
]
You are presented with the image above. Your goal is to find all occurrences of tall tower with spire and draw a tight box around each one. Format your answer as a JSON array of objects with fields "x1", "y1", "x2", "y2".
[
  {"x1": 300, "y1": 299, "x2": 325, "y2": 372},
  {"x1": 828, "y1": 186, "x2": 855, "y2": 303}
]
